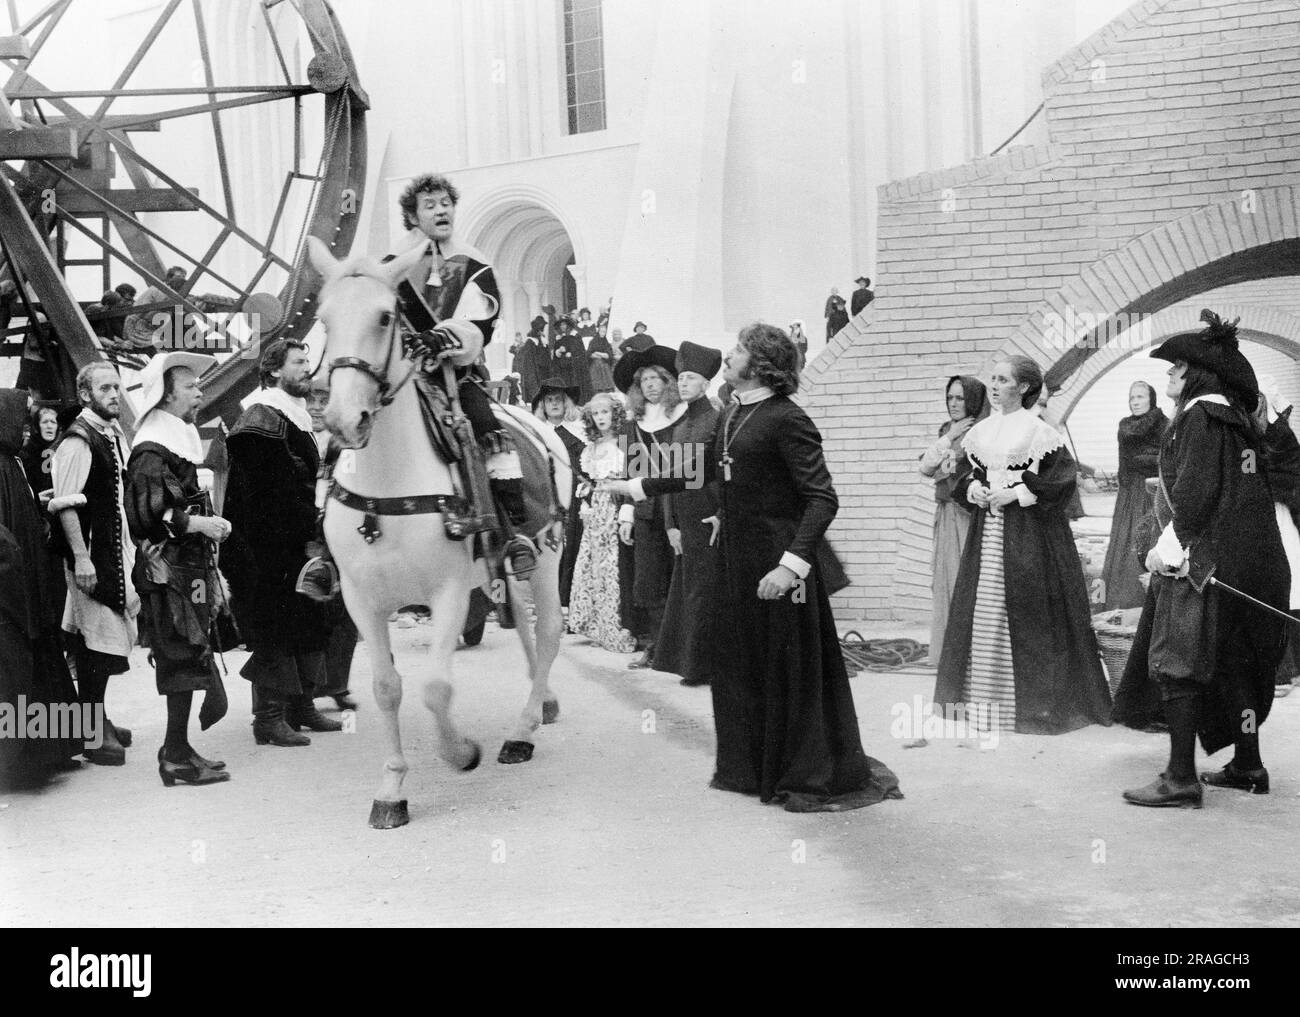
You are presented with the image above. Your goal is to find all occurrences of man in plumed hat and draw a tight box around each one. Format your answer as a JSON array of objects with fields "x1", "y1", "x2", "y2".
[
  {"x1": 532, "y1": 377, "x2": 587, "y2": 606},
  {"x1": 654, "y1": 341, "x2": 722, "y2": 687},
  {"x1": 1116, "y1": 310, "x2": 1289, "y2": 808}
]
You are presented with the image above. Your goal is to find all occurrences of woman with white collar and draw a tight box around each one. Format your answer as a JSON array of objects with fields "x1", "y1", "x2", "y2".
[
  {"x1": 933, "y1": 354, "x2": 1112, "y2": 737},
  {"x1": 1117, "y1": 312, "x2": 1289, "y2": 808},
  {"x1": 614, "y1": 337, "x2": 687, "y2": 670}
]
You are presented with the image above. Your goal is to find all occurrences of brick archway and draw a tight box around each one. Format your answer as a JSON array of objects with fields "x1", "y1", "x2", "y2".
[
  {"x1": 1049, "y1": 303, "x2": 1300, "y2": 425},
  {"x1": 986, "y1": 187, "x2": 1300, "y2": 415}
]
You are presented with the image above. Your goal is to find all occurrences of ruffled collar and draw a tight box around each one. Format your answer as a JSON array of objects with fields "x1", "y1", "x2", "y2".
[
  {"x1": 638, "y1": 401, "x2": 687, "y2": 433},
  {"x1": 962, "y1": 406, "x2": 1064, "y2": 470},
  {"x1": 133, "y1": 408, "x2": 205, "y2": 465},
  {"x1": 245, "y1": 386, "x2": 313, "y2": 433}
]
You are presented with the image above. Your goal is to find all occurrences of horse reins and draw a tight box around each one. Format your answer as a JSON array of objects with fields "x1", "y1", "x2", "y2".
[{"x1": 322, "y1": 296, "x2": 422, "y2": 412}]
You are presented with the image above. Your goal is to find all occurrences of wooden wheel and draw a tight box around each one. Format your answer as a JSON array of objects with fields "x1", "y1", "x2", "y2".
[{"x1": 0, "y1": 0, "x2": 366, "y2": 429}]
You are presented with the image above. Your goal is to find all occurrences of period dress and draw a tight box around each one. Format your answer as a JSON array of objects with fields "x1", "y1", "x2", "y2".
[
  {"x1": 935, "y1": 406, "x2": 1112, "y2": 734},
  {"x1": 639, "y1": 388, "x2": 901, "y2": 811},
  {"x1": 586, "y1": 333, "x2": 616, "y2": 394},
  {"x1": 568, "y1": 438, "x2": 637, "y2": 653},
  {"x1": 918, "y1": 375, "x2": 988, "y2": 666},
  {"x1": 1101, "y1": 402, "x2": 1167, "y2": 610}
]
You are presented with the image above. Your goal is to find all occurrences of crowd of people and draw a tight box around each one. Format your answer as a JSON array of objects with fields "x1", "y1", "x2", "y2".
[{"x1": 917, "y1": 311, "x2": 1295, "y2": 808}]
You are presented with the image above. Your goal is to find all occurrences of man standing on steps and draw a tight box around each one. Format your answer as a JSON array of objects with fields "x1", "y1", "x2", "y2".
[
  {"x1": 223, "y1": 339, "x2": 341, "y2": 746},
  {"x1": 851, "y1": 275, "x2": 874, "y2": 317},
  {"x1": 48, "y1": 362, "x2": 139, "y2": 767}
]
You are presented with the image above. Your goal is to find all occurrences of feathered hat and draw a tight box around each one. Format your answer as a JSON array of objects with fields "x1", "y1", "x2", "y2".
[{"x1": 1150, "y1": 309, "x2": 1259, "y2": 413}]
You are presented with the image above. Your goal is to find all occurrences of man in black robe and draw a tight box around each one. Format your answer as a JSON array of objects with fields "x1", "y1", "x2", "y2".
[
  {"x1": 223, "y1": 339, "x2": 340, "y2": 746},
  {"x1": 126, "y1": 352, "x2": 232, "y2": 785},
  {"x1": 605, "y1": 324, "x2": 901, "y2": 812},
  {"x1": 655, "y1": 342, "x2": 722, "y2": 687},
  {"x1": 513, "y1": 318, "x2": 550, "y2": 407},
  {"x1": 544, "y1": 307, "x2": 592, "y2": 407}
]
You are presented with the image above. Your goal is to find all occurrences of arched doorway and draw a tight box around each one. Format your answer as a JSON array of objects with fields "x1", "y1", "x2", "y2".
[{"x1": 460, "y1": 187, "x2": 585, "y2": 375}]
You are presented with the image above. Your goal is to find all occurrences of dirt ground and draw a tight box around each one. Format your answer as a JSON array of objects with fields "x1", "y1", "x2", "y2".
[{"x1": 3, "y1": 619, "x2": 1300, "y2": 928}]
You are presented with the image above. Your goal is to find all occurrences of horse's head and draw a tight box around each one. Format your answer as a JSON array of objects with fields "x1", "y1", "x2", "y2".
[{"x1": 306, "y1": 236, "x2": 426, "y2": 448}]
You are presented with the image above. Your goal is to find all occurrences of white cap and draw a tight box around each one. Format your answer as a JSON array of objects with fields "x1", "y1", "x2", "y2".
[{"x1": 135, "y1": 350, "x2": 218, "y2": 419}]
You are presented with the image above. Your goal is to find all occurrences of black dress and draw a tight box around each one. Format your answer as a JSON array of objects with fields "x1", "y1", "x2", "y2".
[
  {"x1": 1101, "y1": 406, "x2": 1167, "y2": 610},
  {"x1": 0, "y1": 390, "x2": 80, "y2": 780},
  {"x1": 553, "y1": 422, "x2": 588, "y2": 608},
  {"x1": 622, "y1": 408, "x2": 684, "y2": 649},
  {"x1": 643, "y1": 394, "x2": 901, "y2": 811},
  {"x1": 654, "y1": 396, "x2": 720, "y2": 683}
]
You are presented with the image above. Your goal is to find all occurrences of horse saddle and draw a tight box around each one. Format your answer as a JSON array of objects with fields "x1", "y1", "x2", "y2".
[{"x1": 412, "y1": 375, "x2": 568, "y2": 542}]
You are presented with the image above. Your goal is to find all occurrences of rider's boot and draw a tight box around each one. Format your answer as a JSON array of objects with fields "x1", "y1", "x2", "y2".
[
  {"x1": 296, "y1": 540, "x2": 340, "y2": 603},
  {"x1": 491, "y1": 477, "x2": 539, "y2": 579}
]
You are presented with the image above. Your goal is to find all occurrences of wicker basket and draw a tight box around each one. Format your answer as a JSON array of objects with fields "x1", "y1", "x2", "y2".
[{"x1": 1092, "y1": 610, "x2": 1141, "y2": 695}]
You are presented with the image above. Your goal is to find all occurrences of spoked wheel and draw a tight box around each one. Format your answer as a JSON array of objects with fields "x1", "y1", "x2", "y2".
[{"x1": 0, "y1": 0, "x2": 366, "y2": 428}]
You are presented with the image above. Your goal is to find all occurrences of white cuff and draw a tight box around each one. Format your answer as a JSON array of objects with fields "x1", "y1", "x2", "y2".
[
  {"x1": 779, "y1": 552, "x2": 810, "y2": 579},
  {"x1": 618, "y1": 504, "x2": 634, "y2": 524},
  {"x1": 48, "y1": 493, "x2": 87, "y2": 514},
  {"x1": 628, "y1": 478, "x2": 647, "y2": 502},
  {"x1": 1014, "y1": 483, "x2": 1037, "y2": 507},
  {"x1": 1154, "y1": 522, "x2": 1186, "y2": 568}
]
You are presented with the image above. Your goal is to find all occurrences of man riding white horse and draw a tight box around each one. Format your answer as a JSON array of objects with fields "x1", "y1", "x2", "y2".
[{"x1": 299, "y1": 172, "x2": 538, "y2": 599}]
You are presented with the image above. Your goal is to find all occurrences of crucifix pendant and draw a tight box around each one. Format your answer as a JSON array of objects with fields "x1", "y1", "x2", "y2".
[{"x1": 721, "y1": 454, "x2": 733, "y2": 482}]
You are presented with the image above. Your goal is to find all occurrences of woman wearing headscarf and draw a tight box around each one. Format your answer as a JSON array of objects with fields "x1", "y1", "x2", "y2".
[
  {"x1": 1101, "y1": 381, "x2": 1167, "y2": 610},
  {"x1": 934, "y1": 356, "x2": 1112, "y2": 736},
  {"x1": 1118, "y1": 311, "x2": 1288, "y2": 808},
  {"x1": 20, "y1": 403, "x2": 60, "y2": 503},
  {"x1": 0, "y1": 389, "x2": 81, "y2": 787},
  {"x1": 918, "y1": 375, "x2": 989, "y2": 669},
  {"x1": 587, "y1": 321, "x2": 616, "y2": 395}
]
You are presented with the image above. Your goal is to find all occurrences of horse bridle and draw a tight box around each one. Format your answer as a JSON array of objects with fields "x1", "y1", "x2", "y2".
[{"x1": 322, "y1": 296, "x2": 421, "y2": 410}]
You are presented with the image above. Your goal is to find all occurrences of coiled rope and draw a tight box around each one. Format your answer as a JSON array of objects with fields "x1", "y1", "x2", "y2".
[{"x1": 840, "y1": 632, "x2": 931, "y2": 674}]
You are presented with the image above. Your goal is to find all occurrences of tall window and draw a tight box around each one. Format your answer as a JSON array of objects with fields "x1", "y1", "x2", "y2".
[{"x1": 563, "y1": 0, "x2": 606, "y2": 134}]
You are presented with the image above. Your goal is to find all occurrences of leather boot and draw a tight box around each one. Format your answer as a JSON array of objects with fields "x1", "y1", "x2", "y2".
[
  {"x1": 253, "y1": 694, "x2": 311, "y2": 747},
  {"x1": 287, "y1": 695, "x2": 343, "y2": 733}
]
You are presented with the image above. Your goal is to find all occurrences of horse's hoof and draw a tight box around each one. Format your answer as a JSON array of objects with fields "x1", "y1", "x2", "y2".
[
  {"x1": 498, "y1": 740, "x2": 535, "y2": 764},
  {"x1": 541, "y1": 699, "x2": 560, "y2": 725},
  {"x1": 461, "y1": 742, "x2": 482, "y2": 772},
  {"x1": 368, "y1": 799, "x2": 409, "y2": 829}
]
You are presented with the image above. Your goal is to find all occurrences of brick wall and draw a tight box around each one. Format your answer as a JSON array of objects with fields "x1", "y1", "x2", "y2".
[{"x1": 804, "y1": 0, "x2": 1300, "y2": 622}]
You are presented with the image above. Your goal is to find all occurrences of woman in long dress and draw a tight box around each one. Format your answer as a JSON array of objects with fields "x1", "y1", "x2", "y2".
[
  {"x1": 934, "y1": 356, "x2": 1112, "y2": 735},
  {"x1": 1101, "y1": 382, "x2": 1167, "y2": 610},
  {"x1": 1118, "y1": 311, "x2": 1287, "y2": 807},
  {"x1": 919, "y1": 375, "x2": 989, "y2": 668},
  {"x1": 568, "y1": 393, "x2": 637, "y2": 653}
]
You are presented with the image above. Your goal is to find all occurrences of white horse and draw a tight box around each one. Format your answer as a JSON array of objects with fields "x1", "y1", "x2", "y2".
[{"x1": 306, "y1": 237, "x2": 565, "y2": 829}]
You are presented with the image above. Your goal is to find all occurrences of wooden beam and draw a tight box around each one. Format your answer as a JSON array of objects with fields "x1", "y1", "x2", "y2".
[
  {"x1": 44, "y1": 115, "x2": 161, "y2": 132},
  {"x1": 55, "y1": 187, "x2": 201, "y2": 214},
  {"x1": 0, "y1": 34, "x2": 31, "y2": 59},
  {"x1": 0, "y1": 126, "x2": 77, "y2": 158}
]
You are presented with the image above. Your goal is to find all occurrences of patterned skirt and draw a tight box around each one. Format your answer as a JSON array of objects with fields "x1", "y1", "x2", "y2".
[{"x1": 964, "y1": 511, "x2": 1017, "y2": 731}]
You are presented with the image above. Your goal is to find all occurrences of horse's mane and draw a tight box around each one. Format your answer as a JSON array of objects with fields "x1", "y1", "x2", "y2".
[{"x1": 317, "y1": 255, "x2": 394, "y2": 309}]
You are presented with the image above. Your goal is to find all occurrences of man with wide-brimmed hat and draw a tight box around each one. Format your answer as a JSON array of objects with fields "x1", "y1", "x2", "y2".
[
  {"x1": 533, "y1": 377, "x2": 586, "y2": 607},
  {"x1": 615, "y1": 335, "x2": 685, "y2": 668},
  {"x1": 126, "y1": 350, "x2": 233, "y2": 786},
  {"x1": 850, "y1": 275, "x2": 874, "y2": 316},
  {"x1": 1116, "y1": 310, "x2": 1289, "y2": 809},
  {"x1": 654, "y1": 341, "x2": 722, "y2": 687}
]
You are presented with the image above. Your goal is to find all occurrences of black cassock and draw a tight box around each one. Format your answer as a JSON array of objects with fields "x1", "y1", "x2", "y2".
[
  {"x1": 654, "y1": 395, "x2": 721, "y2": 684},
  {"x1": 553, "y1": 423, "x2": 587, "y2": 608},
  {"x1": 643, "y1": 394, "x2": 901, "y2": 811},
  {"x1": 512, "y1": 337, "x2": 550, "y2": 407},
  {"x1": 548, "y1": 328, "x2": 591, "y2": 406}
]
